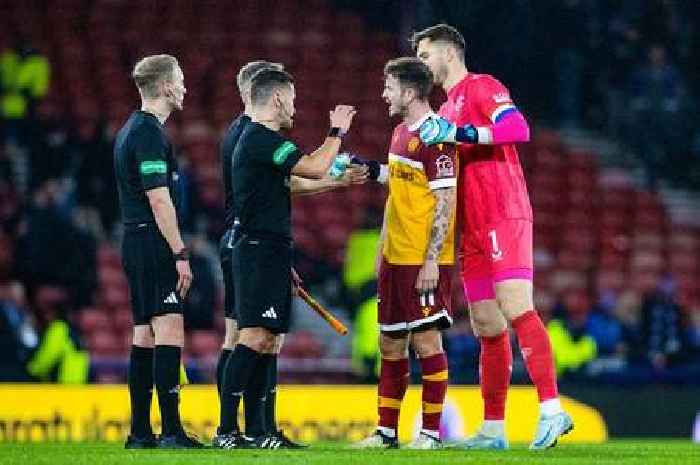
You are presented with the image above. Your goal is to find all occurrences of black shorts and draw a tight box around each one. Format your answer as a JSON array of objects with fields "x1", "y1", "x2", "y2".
[
  {"x1": 122, "y1": 222, "x2": 183, "y2": 325},
  {"x1": 219, "y1": 228, "x2": 236, "y2": 320},
  {"x1": 232, "y1": 234, "x2": 292, "y2": 334}
]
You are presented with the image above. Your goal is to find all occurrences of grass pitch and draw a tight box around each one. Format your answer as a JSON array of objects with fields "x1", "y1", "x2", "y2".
[{"x1": 2, "y1": 440, "x2": 698, "y2": 465}]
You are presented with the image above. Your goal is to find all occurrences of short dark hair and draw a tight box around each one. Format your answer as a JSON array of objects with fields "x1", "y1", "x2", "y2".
[
  {"x1": 237, "y1": 60, "x2": 284, "y2": 92},
  {"x1": 409, "y1": 23, "x2": 466, "y2": 57},
  {"x1": 132, "y1": 54, "x2": 179, "y2": 98},
  {"x1": 384, "y1": 57, "x2": 433, "y2": 100},
  {"x1": 249, "y1": 69, "x2": 294, "y2": 106}
]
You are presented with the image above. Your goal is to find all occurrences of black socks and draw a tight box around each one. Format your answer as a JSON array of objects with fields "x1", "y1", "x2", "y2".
[
  {"x1": 219, "y1": 344, "x2": 261, "y2": 434},
  {"x1": 216, "y1": 348, "x2": 233, "y2": 396},
  {"x1": 128, "y1": 345, "x2": 154, "y2": 438},
  {"x1": 264, "y1": 354, "x2": 278, "y2": 434},
  {"x1": 154, "y1": 345, "x2": 183, "y2": 436}
]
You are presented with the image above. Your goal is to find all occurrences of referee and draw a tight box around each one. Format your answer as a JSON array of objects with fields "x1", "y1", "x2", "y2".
[
  {"x1": 213, "y1": 68, "x2": 356, "y2": 449},
  {"x1": 114, "y1": 54, "x2": 202, "y2": 449}
]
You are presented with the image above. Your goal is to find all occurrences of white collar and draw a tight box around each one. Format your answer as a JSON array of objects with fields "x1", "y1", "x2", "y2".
[{"x1": 408, "y1": 111, "x2": 437, "y2": 132}]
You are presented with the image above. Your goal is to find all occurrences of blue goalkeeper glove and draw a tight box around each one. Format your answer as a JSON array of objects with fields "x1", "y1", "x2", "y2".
[{"x1": 419, "y1": 116, "x2": 478, "y2": 145}]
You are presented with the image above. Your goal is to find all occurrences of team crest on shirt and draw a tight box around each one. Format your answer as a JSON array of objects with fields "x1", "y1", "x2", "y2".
[
  {"x1": 435, "y1": 154, "x2": 455, "y2": 178},
  {"x1": 421, "y1": 306, "x2": 431, "y2": 317},
  {"x1": 407, "y1": 137, "x2": 420, "y2": 152}
]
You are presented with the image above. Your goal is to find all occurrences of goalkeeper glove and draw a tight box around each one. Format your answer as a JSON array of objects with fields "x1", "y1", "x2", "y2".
[{"x1": 419, "y1": 116, "x2": 479, "y2": 145}]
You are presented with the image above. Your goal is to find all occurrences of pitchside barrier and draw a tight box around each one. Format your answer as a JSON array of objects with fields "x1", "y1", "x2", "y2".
[{"x1": 0, "y1": 385, "x2": 606, "y2": 443}]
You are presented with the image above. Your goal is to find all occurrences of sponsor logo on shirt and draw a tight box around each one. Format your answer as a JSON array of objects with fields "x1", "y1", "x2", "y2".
[
  {"x1": 272, "y1": 141, "x2": 297, "y2": 165},
  {"x1": 493, "y1": 92, "x2": 511, "y2": 103},
  {"x1": 140, "y1": 160, "x2": 167, "y2": 175},
  {"x1": 435, "y1": 154, "x2": 455, "y2": 178}
]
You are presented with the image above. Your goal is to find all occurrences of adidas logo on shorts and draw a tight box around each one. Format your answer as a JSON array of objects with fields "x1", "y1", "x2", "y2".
[
  {"x1": 163, "y1": 292, "x2": 179, "y2": 304},
  {"x1": 262, "y1": 307, "x2": 278, "y2": 319}
]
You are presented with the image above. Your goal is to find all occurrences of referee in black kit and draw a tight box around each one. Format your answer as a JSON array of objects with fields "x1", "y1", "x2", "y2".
[
  {"x1": 217, "y1": 60, "x2": 367, "y2": 448},
  {"x1": 213, "y1": 68, "x2": 356, "y2": 448},
  {"x1": 114, "y1": 54, "x2": 202, "y2": 449}
]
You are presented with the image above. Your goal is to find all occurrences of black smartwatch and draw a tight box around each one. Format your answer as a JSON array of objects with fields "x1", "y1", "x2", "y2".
[{"x1": 328, "y1": 127, "x2": 344, "y2": 138}]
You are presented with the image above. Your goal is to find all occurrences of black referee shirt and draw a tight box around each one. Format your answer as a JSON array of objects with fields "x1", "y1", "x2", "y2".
[
  {"x1": 114, "y1": 110, "x2": 180, "y2": 224},
  {"x1": 221, "y1": 113, "x2": 251, "y2": 229},
  {"x1": 232, "y1": 122, "x2": 303, "y2": 241}
]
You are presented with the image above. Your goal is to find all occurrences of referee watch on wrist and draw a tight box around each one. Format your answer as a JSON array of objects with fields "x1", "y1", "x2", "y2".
[
  {"x1": 328, "y1": 127, "x2": 345, "y2": 139},
  {"x1": 173, "y1": 247, "x2": 190, "y2": 261}
]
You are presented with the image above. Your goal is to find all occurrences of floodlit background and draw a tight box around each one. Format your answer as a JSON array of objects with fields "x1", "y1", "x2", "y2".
[{"x1": 1, "y1": 0, "x2": 699, "y2": 440}]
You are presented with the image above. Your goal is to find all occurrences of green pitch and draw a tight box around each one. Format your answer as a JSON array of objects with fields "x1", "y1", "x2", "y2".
[{"x1": 2, "y1": 440, "x2": 698, "y2": 465}]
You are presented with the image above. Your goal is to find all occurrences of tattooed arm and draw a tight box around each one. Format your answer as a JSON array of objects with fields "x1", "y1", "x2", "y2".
[{"x1": 415, "y1": 186, "x2": 457, "y2": 293}]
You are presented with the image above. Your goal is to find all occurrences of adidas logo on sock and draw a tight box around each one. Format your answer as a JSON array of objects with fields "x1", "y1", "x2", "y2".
[
  {"x1": 262, "y1": 307, "x2": 278, "y2": 319},
  {"x1": 163, "y1": 292, "x2": 179, "y2": 304}
]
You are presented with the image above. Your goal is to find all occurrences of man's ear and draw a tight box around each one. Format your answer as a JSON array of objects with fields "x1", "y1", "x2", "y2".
[
  {"x1": 403, "y1": 86, "x2": 417, "y2": 104},
  {"x1": 443, "y1": 45, "x2": 455, "y2": 64}
]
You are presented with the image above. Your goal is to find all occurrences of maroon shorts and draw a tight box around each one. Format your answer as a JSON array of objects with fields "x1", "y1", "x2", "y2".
[{"x1": 378, "y1": 259, "x2": 453, "y2": 333}]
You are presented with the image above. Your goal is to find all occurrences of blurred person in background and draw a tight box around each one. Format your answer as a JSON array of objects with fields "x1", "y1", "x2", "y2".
[
  {"x1": 587, "y1": 290, "x2": 625, "y2": 357},
  {"x1": 0, "y1": 39, "x2": 50, "y2": 145},
  {"x1": 344, "y1": 207, "x2": 382, "y2": 383},
  {"x1": 14, "y1": 179, "x2": 97, "y2": 308},
  {"x1": 183, "y1": 234, "x2": 217, "y2": 330},
  {"x1": 640, "y1": 275, "x2": 684, "y2": 371},
  {"x1": 0, "y1": 280, "x2": 38, "y2": 381},
  {"x1": 547, "y1": 290, "x2": 597, "y2": 378},
  {"x1": 25, "y1": 285, "x2": 89, "y2": 384},
  {"x1": 627, "y1": 44, "x2": 686, "y2": 190}
]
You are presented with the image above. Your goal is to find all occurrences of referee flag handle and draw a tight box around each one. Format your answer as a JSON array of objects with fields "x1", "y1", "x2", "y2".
[{"x1": 297, "y1": 287, "x2": 349, "y2": 336}]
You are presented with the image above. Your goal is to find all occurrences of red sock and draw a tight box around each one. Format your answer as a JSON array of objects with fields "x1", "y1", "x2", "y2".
[
  {"x1": 420, "y1": 353, "x2": 448, "y2": 432},
  {"x1": 378, "y1": 358, "x2": 409, "y2": 431},
  {"x1": 512, "y1": 310, "x2": 558, "y2": 401},
  {"x1": 479, "y1": 330, "x2": 512, "y2": 420}
]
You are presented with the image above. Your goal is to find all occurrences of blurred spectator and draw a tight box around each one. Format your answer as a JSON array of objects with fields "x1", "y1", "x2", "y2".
[
  {"x1": 14, "y1": 179, "x2": 97, "y2": 308},
  {"x1": 74, "y1": 120, "x2": 119, "y2": 232},
  {"x1": 344, "y1": 209, "x2": 382, "y2": 382},
  {"x1": 444, "y1": 318, "x2": 479, "y2": 384},
  {"x1": 640, "y1": 276, "x2": 684, "y2": 370},
  {"x1": 602, "y1": 0, "x2": 643, "y2": 137},
  {"x1": 610, "y1": 289, "x2": 644, "y2": 362},
  {"x1": 0, "y1": 40, "x2": 50, "y2": 143},
  {"x1": 351, "y1": 296, "x2": 379, "y2": 383},
  {"x1": 0, "y1": 281, "x2": 38, "y2": 381},
  {"x1": 627, "y1": 44, "x2": 686, "y2": 190},
  {"x1": 686, "y1": 309, "x2": 700, "y2": 356},
  {"x1": 587, "y1": 290, "x2": 624, "y2": 356},
  {"x1": 26, "y1": 286, "x2": 89, "y2": 384},
  {"x1": 342, "y1": 207, "x2": 381, "y2": 313},
  {"x1": 182, "y1": 235, "x2": 218, "y2": 330},
  {"x1": 548, "y1": 290, "x2": 598, "y2": 377}
]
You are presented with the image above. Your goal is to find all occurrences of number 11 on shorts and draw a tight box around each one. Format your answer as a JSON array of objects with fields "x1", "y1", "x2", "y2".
[{"x1": 489, "y1": 229, "x2": 503, "y2": 261}]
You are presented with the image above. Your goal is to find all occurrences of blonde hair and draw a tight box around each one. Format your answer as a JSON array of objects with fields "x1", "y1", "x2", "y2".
[{"x1": 132, "y1": 54, "x2": 179, "y2": 98}]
